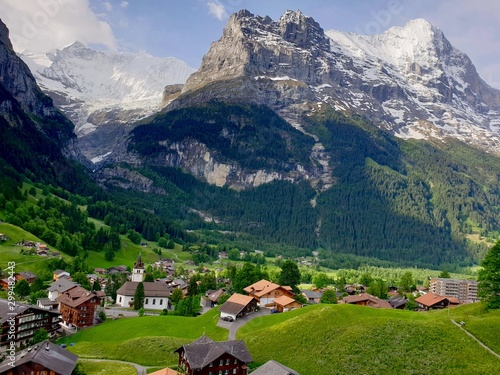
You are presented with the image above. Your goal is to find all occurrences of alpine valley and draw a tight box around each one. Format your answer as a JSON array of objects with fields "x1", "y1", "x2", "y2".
[{"x1": 3, "y1": 9, "x2": 500, "y2": 270}]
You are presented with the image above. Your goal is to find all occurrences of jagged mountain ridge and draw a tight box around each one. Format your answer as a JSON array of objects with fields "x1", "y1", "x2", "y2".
[
  {"x1": 170, "y1": 10, "x2": 500, "y2": 155},
  {"x1": 19, "y1": 42, "x2": 195, "y2": 136}
]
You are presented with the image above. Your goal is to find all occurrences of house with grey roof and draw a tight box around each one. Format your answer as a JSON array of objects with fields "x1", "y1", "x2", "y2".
[
  {"x1": 47, "y1": 278, "x2": 78, "y2": 301},
  {"x1": 251, "y1": 360, "x2": 301, "y2": 375},
  {"x1": 174, "y1": 336, "x2": 252, "y2": 375},
  {"x1": 0, "y1": 340, "x2": 78, "y2": 375}
]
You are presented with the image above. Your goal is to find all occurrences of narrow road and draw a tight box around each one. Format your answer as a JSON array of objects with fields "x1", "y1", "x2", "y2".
[
  {"x1": 217, "y1": 308, "x2": 271, "y2": 340},
  {"x1": 450, "y1": 319, "x2": 500, "y2": 360},
  {"x1": 80, "y1": 358, "x2": 151, "y2": 375}
]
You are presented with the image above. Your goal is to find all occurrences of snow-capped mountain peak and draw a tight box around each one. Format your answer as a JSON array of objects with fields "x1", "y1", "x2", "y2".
[
  {"x1": 171, "y1": 10, "x2": 500, "y2": 155},
  {"x1": 19, "y1": 42, "x2": 196, "y2": 136}
]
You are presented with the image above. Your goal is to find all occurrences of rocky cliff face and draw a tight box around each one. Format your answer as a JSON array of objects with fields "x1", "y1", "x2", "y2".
[
  {"x1": 0, "y1": 19, "x2": 87, "y2": 165},
  {"x1": 169, "y1": 10, "x2": 500, "y2": 155}
]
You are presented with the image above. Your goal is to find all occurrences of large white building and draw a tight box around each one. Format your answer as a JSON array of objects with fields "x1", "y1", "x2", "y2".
[
  {"x1": 115, "y1": 253, "x2": 172, "y2": 309},
  {"x1": 429, "y1": 278, "x2": 479, "y2": 303}
]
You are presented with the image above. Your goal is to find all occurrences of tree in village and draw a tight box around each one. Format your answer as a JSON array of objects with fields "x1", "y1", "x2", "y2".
[
  {"x1": 320, "y1": 289, "x2": 338, "y2": 304},
  {"x1": 279, "y1": 260, "x2": 301, "y2": 293},
  {"x1": 170, "y1": 288, "x2": 184, "y2": 305},
  {"x1": 133, "y1": 282, "x2": 145, "y2": 310},
  {"x1": 478, "y1": 238, "x2": 500, "y2": 309},
  {"x1": 30, "y1": 328, "x2": 49, "y2": 345},
  {"x1": 92, "y1": 280, "x2": 101, "y2": 291},
  {"x1": 14, "y1": 279, "x2": 30, "y2": 298},
  {"x1": 72, "y1": 272, "x2": 91, "y2": 290},
  {"x1": 187, "y1": 276, "x2": 200, "y2": 296},
  {"x1": 439, "y1": 269, "x2": 451, "y2": 278},
  {"x1": 30, "y1": 278, "x2": 45, "y2": 293},
  {"x1": 398, "y1": 271, "x2": 415, "y2": 293},
  {"x1": 312, "y1": 272, "x2": 331, "y2": 289},
  {"x1": 367, "y1": 278, "x2": 388, "y2": 299}
]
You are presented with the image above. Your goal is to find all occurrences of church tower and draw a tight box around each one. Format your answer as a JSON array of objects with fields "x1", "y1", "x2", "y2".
[{"x1": 132, "y1": 252, "x2": 145, "y2": 282}]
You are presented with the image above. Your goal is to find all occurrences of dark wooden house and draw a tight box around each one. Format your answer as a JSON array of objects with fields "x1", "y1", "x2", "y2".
[
  {"x1": 0, "y1": 300, "x2": 60, "y2": 352},
  {"x1": 175, "y1": 336, "x2": 252, "y2": 375},
  {"x1": 0, "y1": 340, "x2": 78, "y2": 375}
]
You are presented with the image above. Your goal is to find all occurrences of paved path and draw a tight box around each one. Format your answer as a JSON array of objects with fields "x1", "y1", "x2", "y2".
[
  {"x1": 81, "y1": 358, "x2": 151, "y2": 375},
  {"x1": 218, "y1": 308, "x2": 271, "y2": 340},
  {"x1": 450, "y1": 319, "x2": 500, "y2": 360}
]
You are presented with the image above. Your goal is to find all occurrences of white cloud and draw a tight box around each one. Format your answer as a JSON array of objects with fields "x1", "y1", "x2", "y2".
[
  {"x1": 103, "y1": 1, "x2": 113, "y2": 11},
  {"x1": 207, "y1": 1, "x2": 228, "y2": 21},
  {"x1": 120, "y1": 1, "x2": 129, "y2": 8},
  {"x1": 2, "y1": 0, "x2": 117, "y2": 52}
]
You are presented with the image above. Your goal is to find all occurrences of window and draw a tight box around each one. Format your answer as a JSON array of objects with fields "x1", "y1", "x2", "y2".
[
  {"x1": 153, "y1": 299, "x2": 156, "y2": 305},
  {"x1": 233, "y1": 370, "x2": 237, "y2": 374},
  {"x1": 218, "y1": 371, "x2": 222, "y2": 375},
  {"x1": 224, "y1": 370, "x2": 229, "y2": 375},
  {"x1": 119, "y1": 297, "x2": 122, "y2": 303},
  {"x1": 226, "y1": 358, "x2": 230, "y2": 365},
  {"x1": 160, "y1": 299, "x2": 163, "y2": 305},
  {"x1": 234, "y1": 359, "x2": 238, "y2": 364},
  {"x1": 145, "y1": 299, "x2": 149, "y2": 304},
  {"x1": 220, "y1": 360, "x2": 224, "y2": 366}
]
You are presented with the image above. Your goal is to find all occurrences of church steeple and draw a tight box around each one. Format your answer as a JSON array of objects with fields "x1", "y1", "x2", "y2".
[{"x1": 132, "y1": 251, "x2": 145, "y2": 282}]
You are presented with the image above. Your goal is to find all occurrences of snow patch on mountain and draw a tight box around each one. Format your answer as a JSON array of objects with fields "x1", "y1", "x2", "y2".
[{"x1": 19, "y1": 42, "x2": 195, "y2": 135}]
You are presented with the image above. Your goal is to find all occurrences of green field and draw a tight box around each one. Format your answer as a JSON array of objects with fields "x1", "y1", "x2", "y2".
[
  {"x1": 57, "y1": 303, "x2": 500, "y2": 374},
  {"x1": 237, "y1": 304, "x2": 500, "y2": 375},
  {"x1": 0, "y1": 223, "x2": 67, "y2": 275},
  {"x1": 78, "y1": 360, "x2": 137, "y2": 375},
  {"x1": 60, "y1": 310, "x2": 226, "y2": 366}
]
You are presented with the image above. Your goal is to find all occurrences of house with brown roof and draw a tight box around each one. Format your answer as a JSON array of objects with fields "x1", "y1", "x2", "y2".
[
  {"x1": 273, "y1": 295, "x2": 302, "y2": 312},
  {"x1": 0, "y1": 340, "x2": 78, "y2": 375},
  {"x1": 415, "y1": 293, "x2": 450, "y2": 310},
  {"x1": 57, "y1": 286, "x2": 101, "y2": 328},
  {"x1": 340, "y1": 293, "x2": 392, "y2": 309},
  {"x1": 175, "y1": 336, "x2": 252, "y2": 375},
  {"x1": 219, "y1": 293, "x2": 258, "y2": 321},
  {"x1": 243, "y1": 280, "x2": 294, "y2": 307}
]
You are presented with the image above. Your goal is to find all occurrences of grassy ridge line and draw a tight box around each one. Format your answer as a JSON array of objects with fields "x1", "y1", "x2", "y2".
[{"x1": 238, "y1": 304, "x2": 500, "y2": 375}]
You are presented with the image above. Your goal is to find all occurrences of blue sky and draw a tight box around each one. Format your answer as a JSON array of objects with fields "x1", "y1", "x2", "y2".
[{"x1": 3, "y1": 0, "x2": 500, "y2": 88}]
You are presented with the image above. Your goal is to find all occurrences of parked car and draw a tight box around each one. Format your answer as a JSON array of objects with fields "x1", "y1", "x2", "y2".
[
  {"x1": 221, "y1": 316, "x2": 234, "y2": 322},
  {"x1": 271, "y1": 309, "x2": 281, "y2": 314}
]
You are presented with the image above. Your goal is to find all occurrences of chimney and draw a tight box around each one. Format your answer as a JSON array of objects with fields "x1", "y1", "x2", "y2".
[{"x1": 45, "y1": 342, "x2": 50, "y2": 352}]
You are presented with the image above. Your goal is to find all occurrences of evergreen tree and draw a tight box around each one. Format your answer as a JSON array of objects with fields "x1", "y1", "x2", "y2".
[
  {"x1": 133, "y1": 282, "x2": 145, "y2": 310},
  {"x1": 92, "y1": 280, "x2": 101, "y2": 291},
  {"x1": 170, "y1": 288, "x2": 184, "y2": 305},
  {"x1": 14, "y1": 279, "x2": 30, "y2": 298},
  {"x1": 478, "y1": 239, "x2": 500, "y2": 309},
  {"x1": 279, "y1": 260, "x2": 301, "y2": 293}
]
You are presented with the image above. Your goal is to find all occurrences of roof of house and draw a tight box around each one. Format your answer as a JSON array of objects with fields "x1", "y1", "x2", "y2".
[
  {"x1": 244, "y1": 279, "x2": 284, "y2": 297},
  {"x1": 341, "y1": 293, "x2": 392, "y2": 308},
  {"x1": 389, "y1": 296, "x2": 408, "y2": 309},
  {"x1": 53, "y1": 269, "x2": 69, "y2": 275},
  {"x1": 206, "y1": 289, "x2": 225, "y2": 303},
  {"x1": 148, "y1": 368, "x2": 180, "y2": 375},
  {"x1": 0, "y1": 300, "x2": 60, "y2": 324},
  {"x1": 219, "y1": 293, "x2": 256, "y2": 316},
  {"x1": 37, "y1": 298, "x2": 59, "y2": 306},
  {"x1": 56, "y1": 286, "x2": 99, "y2": 308},
  {"x1": 250, "y1": 360, "x2": 301, "y2": 375},
  {"x1": 273, "y1": 295, "x2": 298, "y2": 307},
  {"x1": 116, "y1": 281, "x2": 172, "y2": 297},
  {"x1": 47, "y1": 278, "x2": 77, "y2": 293},
  {"x1": 18, "y1": 271, "x2": 37, "y2": 279},
  {"x1": 0, "y1": 340, "x2": 78, "y2": 375},
  {"x1": 301, "y1": 290, "x2": 323, "y2": 299},
  {"x1": 415, "y1": 293, "x2": 449, "y2": 307},
  {"x1": 175, "y1": 336, "x2": 252, "y2": 369}
]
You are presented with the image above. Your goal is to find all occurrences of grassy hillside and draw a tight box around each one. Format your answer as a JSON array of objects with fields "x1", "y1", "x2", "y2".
[
  {"x1": 59, "y1": 311, "x2": 226, "y2": 366},
  {"x1": 0, "y1": 222, "x2": 68, "y2": 275},
  {"x1": 238, "y1": 304, "x2": 500, "y2": 375},
  {"x1": 56, "y1": 302, "x2": 500, "y2": 374}
]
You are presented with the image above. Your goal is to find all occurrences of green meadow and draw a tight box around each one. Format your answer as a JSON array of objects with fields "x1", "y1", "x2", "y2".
[{"x1": 58, "y1": 303, "x2": 500, "y2": 374}]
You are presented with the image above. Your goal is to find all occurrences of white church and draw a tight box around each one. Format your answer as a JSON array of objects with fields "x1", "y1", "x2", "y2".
[{"x1": 115, "y1": 253, "x2": 172, "y2": 309}]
